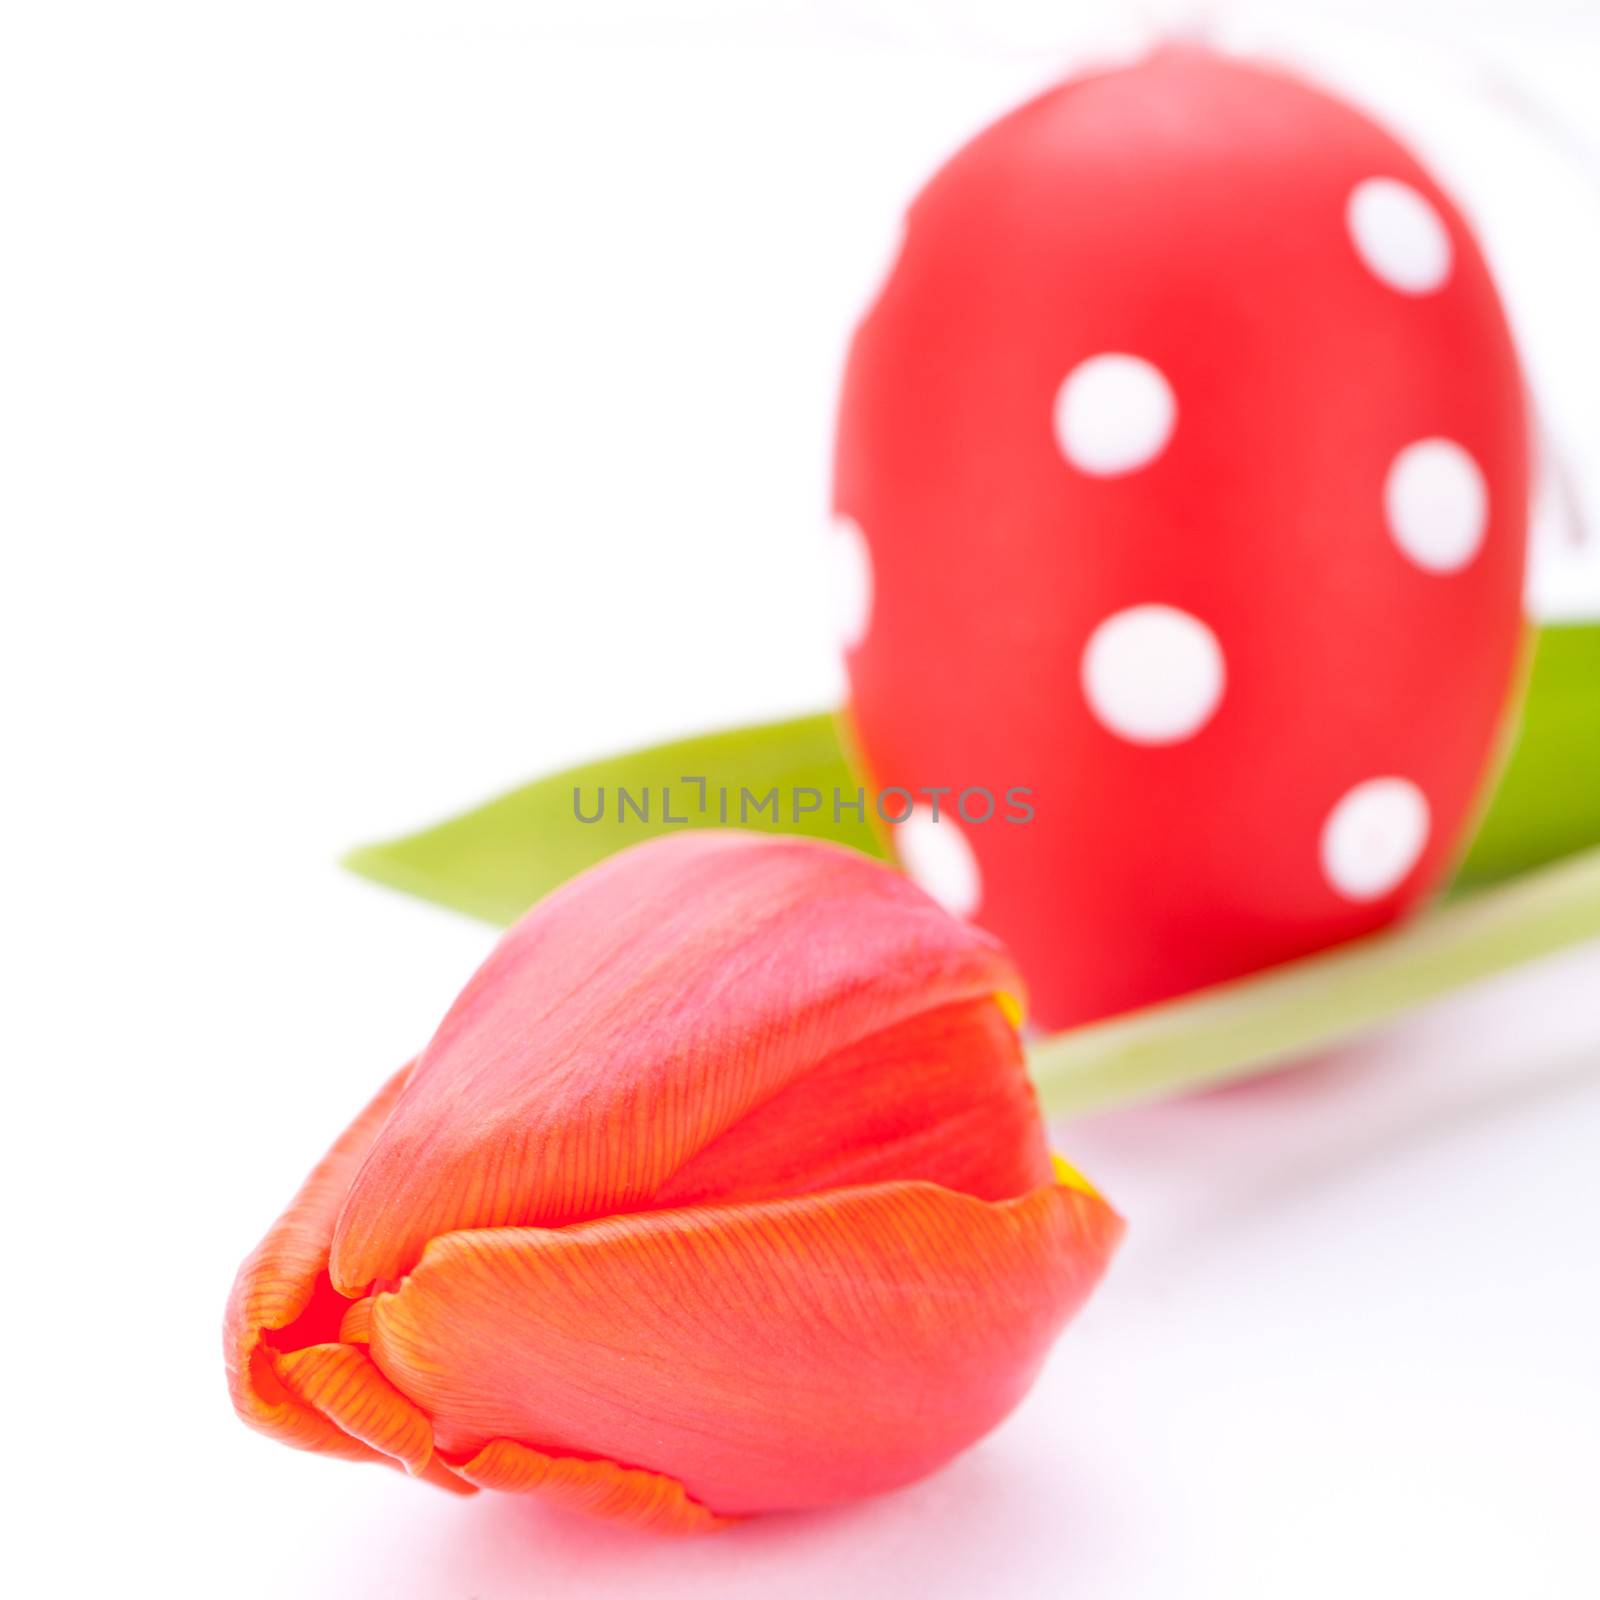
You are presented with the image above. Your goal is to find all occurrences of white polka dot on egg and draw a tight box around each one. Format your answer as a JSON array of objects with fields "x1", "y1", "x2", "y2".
[
  {"x1": 1384, "y1": 438, "x2": 1488, "y2": 573},
  {"x1": 1346, "y1": 178, "x2": 1453, "y2": 295},
  {"x1": 828, "y1": 513, "x2": 874, "y2": 650},
  {"x1": 1321, "y1": 777, "x2": 1431, "y2": 902},
  {"x1": 896, "y1": 805, "x2": 982, "y2": 918},
  {"x1": 1054, "y1": 354, "x2": 1176, "y2": 477},
  {"x1": 1081, "y1": 604, "x2": 1225, "y2": 745}
]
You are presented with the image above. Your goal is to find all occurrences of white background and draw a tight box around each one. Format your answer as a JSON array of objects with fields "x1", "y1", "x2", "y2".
[{"x1": 5, "y1": 3, "x2": 1599, "y2": 1597}]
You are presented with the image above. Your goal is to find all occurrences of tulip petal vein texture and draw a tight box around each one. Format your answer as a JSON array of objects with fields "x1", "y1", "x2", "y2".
[{"x1": 834, "y1": 47, "x2": 1529, "y2": 1029}]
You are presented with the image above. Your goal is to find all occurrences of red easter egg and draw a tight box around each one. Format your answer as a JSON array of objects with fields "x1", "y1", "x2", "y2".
[{"x1": 833, "y1": 45, "x2": 1530, "y2": 1031}]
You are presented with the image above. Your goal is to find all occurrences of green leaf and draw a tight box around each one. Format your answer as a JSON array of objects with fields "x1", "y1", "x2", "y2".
[
  {"x1": 1452, "y1": 621, "x2": 1600, "y2": 887},
  {"x1": 343, "y1": 712, "x2": 886, "y2": 925},
  {"x1": 349, "y1": 689, "x2": 1600, "y2": 1111},
  {"x1": 1028, "y1": 842, "x2": 1600, "y2": 1117},
  {"x1": 348, "y1": 624, "x2": 1598, "y2": 924},
  {"x1": 344, "y1": 624, "x2": 1599, "y2": 1116}
]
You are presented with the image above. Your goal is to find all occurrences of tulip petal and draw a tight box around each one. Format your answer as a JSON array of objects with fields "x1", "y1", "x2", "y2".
[
  {"x1": 656, "y1": 995, "x2": 1050, "y2": 1207},
  {"x1": 273, "y1": 1343, "x2": 433, "y2": 1476},
  {"x1": 225, "y1": 1062, "x2": 474, "y2": 1492},
  {"x1": 453, "y1": 1439, "x2": 733, "y2": 1534},
  {"x1": 339, "y1": 1296, "x2": 375, "y2": 1344},
  {"x1": 332, "y1": 833, "x2": 1020, "y2": 1294},
  {"x1": 367, "y1": 1177, "x2": 1122, "y2": 1517}
]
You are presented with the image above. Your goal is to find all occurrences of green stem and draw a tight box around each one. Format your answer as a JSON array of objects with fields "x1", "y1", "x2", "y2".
[{"x1": 1027, "y1": 844, "x2": 1600, "y2": 1118}]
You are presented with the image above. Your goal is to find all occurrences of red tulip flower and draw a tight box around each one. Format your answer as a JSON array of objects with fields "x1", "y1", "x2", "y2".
[{"x1": 226, "y1": 832, "x2": 1120, "y2": 1532}]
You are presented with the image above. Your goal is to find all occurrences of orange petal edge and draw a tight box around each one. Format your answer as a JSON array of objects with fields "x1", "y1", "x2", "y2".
[{"x1": 453, "y1": 1439, "x2": 736, "y2": 1535}]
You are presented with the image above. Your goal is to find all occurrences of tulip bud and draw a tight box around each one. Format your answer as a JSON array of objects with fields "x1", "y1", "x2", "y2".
[{"x1": 226, "y1": 831, "x2": 1121, "y2": 1531}]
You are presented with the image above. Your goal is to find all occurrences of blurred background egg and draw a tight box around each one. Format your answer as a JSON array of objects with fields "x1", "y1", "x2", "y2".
[{"x1": 834, "y1": 45, "x2": 1531, "y2": 1029}]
